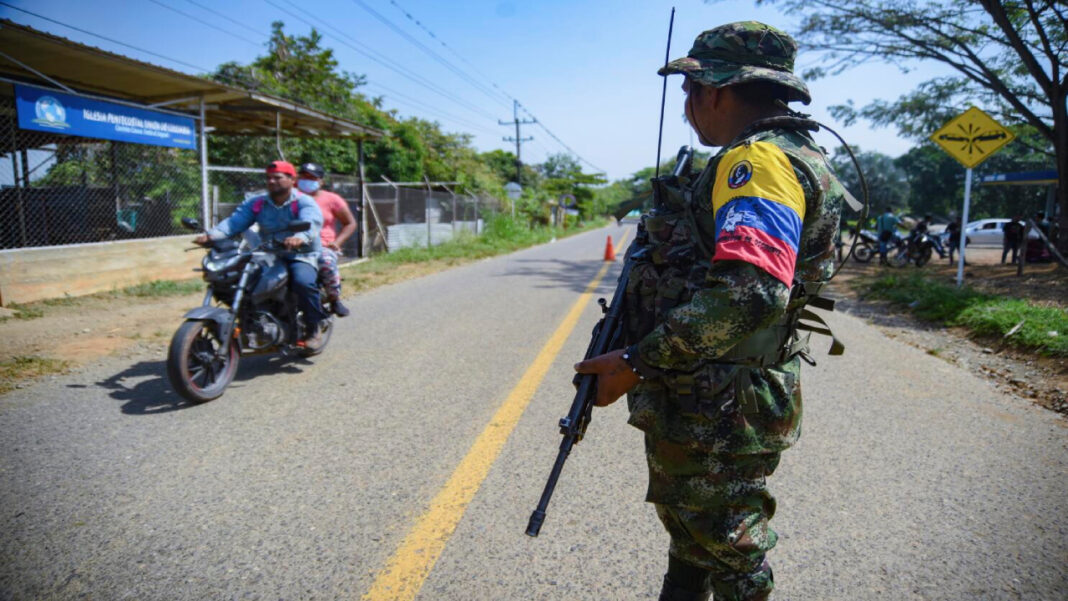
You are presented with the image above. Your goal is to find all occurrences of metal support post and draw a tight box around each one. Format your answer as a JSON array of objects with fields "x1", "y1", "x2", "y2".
[
  {"x1": 424, "y1": 176, "x2": 432, "y2": 249},
  {"x1": 12, "y1": 124, "x2": 27, "y2": 247},
  {"x1": 955, "y1": 168, "x2": 973, "y2": 288},
  {"x1": 199, "y1": 97, "x2": 210, "y2": 227},
  {"x1": 358, "y1": 139, "x2": 368, "y2": 257}
]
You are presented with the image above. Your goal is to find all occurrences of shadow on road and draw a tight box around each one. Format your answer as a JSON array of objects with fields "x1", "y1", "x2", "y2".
[
  {"x1": 76, "y1": 354, "x2": 312, "y2": 415},
  {"x1": 500, "y1": 258, "x2": 622, "y2": 294}
]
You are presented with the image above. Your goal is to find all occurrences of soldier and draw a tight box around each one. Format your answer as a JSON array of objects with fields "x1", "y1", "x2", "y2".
[{"x1": 576, "y1": 22, "x2": 846, "y2": 601}]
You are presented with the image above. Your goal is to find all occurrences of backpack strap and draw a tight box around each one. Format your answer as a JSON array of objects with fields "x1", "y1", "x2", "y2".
[{"x1": 251, "y1": 197, "x2": 301, "y2": 218}]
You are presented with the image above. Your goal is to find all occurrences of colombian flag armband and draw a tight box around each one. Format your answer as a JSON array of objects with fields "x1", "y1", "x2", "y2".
[{"x1": 710, "y1": 142, "x2": 805, "y2": 286}]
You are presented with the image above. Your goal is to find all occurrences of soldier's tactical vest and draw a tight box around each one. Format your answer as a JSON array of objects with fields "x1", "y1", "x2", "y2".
[{"x1": 623, "y1": 121, "x2": 844, "y2": 457}]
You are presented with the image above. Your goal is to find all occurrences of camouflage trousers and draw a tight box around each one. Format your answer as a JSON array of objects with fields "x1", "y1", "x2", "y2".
[
  {"x1": 647, "y1": 436, "x2": 781, "y2": 601},
  {"x1": 317, "y1": 248, "x2": 342, "y2": 300}
]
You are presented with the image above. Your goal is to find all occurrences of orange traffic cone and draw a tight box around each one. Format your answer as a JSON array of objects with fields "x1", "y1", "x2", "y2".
[{"x1": 604, "y1": 235, "x2": 616, "y2": 261}]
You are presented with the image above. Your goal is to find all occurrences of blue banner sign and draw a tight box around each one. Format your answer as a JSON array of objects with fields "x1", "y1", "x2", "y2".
[{"x1": 15, "y1": 84, "x2": 197, "y2": 150}]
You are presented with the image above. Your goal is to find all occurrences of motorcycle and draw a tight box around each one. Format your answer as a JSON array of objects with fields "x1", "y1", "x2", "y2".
[
  {"x1": 851, "y1": 228, "x2": 906, "y2": 263},
  {"x1": 167, "y1": 217, "x2": 334, "y2": 403},
  {"x1": 890, "y1": 230, "x2": 937, "y2": 267}
]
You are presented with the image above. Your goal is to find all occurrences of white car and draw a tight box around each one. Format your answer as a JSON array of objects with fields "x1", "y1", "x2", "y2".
[{"x1": 963, "y1": 218, "x2": 1012, "y2": 246}]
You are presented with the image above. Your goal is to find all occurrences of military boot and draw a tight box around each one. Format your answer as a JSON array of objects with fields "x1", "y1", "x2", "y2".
[{"x1": 658, "y1": 575, "x2": 711, "y2": 601}]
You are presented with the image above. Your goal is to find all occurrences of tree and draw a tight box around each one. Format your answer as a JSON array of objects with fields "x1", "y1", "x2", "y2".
[
  {"x1": 755, "y1": 0, "x2": 1068, "y2": 249},
  {"x1": 893, "y1": 144, "x2": 964, "y2": 217},
  {"x1": 830, "y1": 148, "x2": 910, "y2": 215},
  {"x1": 538, "y1": 153, "x2": 607, "y2": 217}
]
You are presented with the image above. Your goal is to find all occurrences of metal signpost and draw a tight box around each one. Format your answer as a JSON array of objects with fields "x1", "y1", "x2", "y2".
[
  {"x1": 930, "y1": 106, "x2": 1014, "y2": 287},
  {"x1": 504, "y1": 181, "x2": 522, "y2": 220}
]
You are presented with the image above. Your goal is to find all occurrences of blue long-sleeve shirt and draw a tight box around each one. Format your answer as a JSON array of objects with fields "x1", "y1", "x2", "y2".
[{"x1": 208, "y1": 190, "x2": 324, "y2": 266}]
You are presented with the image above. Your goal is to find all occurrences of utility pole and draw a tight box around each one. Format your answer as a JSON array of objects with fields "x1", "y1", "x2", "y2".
[{"x1": 499, "y1": 99, "x2": 534, "y2": 184}]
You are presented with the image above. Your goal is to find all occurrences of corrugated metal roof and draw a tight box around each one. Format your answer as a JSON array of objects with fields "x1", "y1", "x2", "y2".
[{"x1": 0, "y1": 20, "x2": 385, "y2": 140}]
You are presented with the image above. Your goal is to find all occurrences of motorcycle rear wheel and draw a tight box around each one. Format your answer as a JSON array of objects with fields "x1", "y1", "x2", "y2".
[
  {"x1": 854, "y1": 245, "x2": 873, "y2": 263},
  {"x1": 296, "y1": 319, "x2": 334, "y2": 357},
  {"x1": 915, "y1": 247, "x2": 933, "y2": 267},
  {"x1": 167, "y1": 320, "x2": 239, "y2": 403}
]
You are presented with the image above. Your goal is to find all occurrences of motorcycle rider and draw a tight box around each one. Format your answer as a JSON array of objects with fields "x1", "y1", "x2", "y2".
[
  {"x1": 194, "y1": 160, "x2": 328, "y2": 347},
  {"x1": 912, "y1": 213, "x2": 945, "y2": 258},
  {"x1": 297, "y1": 162, "x2": 357, "y2": 318}
]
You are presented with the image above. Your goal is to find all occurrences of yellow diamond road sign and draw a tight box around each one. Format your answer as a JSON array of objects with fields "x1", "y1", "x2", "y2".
[{"x1": 930, "y1": 106, "x2": 1014, "y2": 168}]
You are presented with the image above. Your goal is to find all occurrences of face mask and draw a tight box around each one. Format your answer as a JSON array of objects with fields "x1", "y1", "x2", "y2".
[{"x1": 297, "y1": 179, "x2": 321, "y2": 194}]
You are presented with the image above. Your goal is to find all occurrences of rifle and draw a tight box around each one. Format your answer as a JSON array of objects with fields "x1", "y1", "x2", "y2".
[
  {"x1": 525, "y1": 146, "x2": 694, "y2": 538},
  {"x1": 525, "y1": 255, "x2": 634, "y2": 537}
]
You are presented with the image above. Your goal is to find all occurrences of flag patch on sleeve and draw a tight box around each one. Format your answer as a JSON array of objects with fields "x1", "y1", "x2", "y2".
[{"x1": 710, "y1": 142, "x2": 805, "y2": 286}]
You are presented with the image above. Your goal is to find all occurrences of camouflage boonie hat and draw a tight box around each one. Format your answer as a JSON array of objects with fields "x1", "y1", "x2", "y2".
[{"x1": 658, "y1": 21, "x2": 811, "y2": 105}]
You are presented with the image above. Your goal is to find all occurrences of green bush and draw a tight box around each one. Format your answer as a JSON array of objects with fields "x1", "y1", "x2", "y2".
[
  {"x1": 957, "y1": 299, "x2": 1068, "y2": 356},
  {"x1": 856, "y1": 271, "x2": 1068, "y2": 356}
]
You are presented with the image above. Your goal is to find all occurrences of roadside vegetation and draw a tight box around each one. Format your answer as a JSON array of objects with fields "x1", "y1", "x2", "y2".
[
  {"x1": 0, "y1": 356, "x2": 71, "y2": 395},
  {"x1": 853, "y1": 271, "x2": 1068, "y2": 357}
]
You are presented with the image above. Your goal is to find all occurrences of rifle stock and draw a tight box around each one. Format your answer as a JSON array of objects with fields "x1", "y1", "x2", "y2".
[{"x1": 525, "y1": 258, "x2": 634, "y2": 537}]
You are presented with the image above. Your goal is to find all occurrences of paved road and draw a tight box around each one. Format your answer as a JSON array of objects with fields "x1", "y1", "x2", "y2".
[{"x1": 1, "y1": 224, "x2": 1065, "y2": 600}]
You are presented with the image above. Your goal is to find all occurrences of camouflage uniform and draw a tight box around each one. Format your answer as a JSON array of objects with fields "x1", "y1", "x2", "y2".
[{"x1": 624, "y1": 22, "x2": 845, "y2": 601}]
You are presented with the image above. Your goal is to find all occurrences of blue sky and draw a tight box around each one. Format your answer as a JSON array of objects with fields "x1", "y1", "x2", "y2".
[{"x1": 1, "y1": 0, "x2": 950, "y2": 181}]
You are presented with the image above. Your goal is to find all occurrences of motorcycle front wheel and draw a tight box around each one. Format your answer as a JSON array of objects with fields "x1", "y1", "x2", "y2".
[
  {"x1": 915, "y1": 247, "x2": 933, "y2": 267},
  {"x1": 854, "y1": 245, "x2": 874, "y2": 263},
  {"x1": 167, "y1": 320, "x2": 239, "y2": 403},
  {"x1": 889, "y1": 247, "x2": 911, "y2": 268}
]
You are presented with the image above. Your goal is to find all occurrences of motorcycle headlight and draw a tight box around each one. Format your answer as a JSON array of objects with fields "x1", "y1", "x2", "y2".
[
  {"x1": 203, "y1": 254, "x2": 242, "y2": 273},
  {"x1": 203, "y1": 257, "x2": 228, "y2": 272}
]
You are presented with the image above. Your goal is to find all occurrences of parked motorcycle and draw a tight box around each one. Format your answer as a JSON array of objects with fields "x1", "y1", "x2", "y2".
[
  {"x1": 167, "y1": 217, "x2": 334, "y2": 403},
  {"x1": 890, "y1": 230, "x2": 937, "y2": 267},
  {"x1": 851, "y1": 228, "x2": 878, "y2": 263}
]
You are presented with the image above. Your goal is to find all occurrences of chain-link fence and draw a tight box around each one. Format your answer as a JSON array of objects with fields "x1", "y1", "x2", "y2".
[
  {"x1": 359, "y1": 180, "x2": 500, "y2": 252},
  {"x1": 209, "y1": 167, "x2": 365, "y2": 259},
  {"x1": 1, "y1": 97, "x2": 203, "y2": 249}
]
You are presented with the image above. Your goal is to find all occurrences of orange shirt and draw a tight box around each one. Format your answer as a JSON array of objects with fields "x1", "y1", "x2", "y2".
[{"x1": 313, "y1": 190, "x2": 348, "y2": 246}]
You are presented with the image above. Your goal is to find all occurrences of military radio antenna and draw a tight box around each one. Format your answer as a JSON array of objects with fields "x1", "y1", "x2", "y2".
[{"x1": 655, "y1": 7, "x2": 676, "y2": 180}]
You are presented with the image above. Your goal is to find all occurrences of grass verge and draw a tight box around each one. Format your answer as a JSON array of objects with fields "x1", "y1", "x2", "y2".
[
  {"x1": 0, "y1": 356, "x2": 72, "y2": 395},
  {"x1": 341, "y1": 216, "x2": 608, "y2": 289},
  {"x1": 853, "y1": 271, "x2": 1068, "y2": 357},
  {"x1": 1, "y1": 278, "x2": 205, "y2": 323}
]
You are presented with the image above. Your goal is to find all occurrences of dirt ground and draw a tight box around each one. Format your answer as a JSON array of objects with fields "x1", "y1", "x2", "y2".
[
  {"x1": 2, "y1": 244, "x2": 1066, "y2": 416},
  {"x1": 0, "y1": 258, "x2": 454, "y2": 392},
  {"x1": 829, "y1": 243, "x2": 1068, "y2": 416}
]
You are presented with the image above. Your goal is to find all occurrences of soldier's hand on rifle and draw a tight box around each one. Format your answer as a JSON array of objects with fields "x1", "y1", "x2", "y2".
[{"x1": 574, "y1": 349, "x2": 640, "y2": 407}]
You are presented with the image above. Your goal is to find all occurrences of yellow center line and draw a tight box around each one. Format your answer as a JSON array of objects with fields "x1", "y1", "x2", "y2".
[{"x1": 362, "y1": 229, "x2": 630, "y2": 601}]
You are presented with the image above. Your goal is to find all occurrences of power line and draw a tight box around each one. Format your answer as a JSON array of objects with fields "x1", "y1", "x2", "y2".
[
  {"x1": 517, "y1": 102, "x2": 607, "y2": 174},
  {"x1": 145, "y1": 0, "x2": 261, "y2": 48},
  {"x1": 0, "y1": 1, "x2": 210, "y2": 72},
  {"x1": 364, "y1": 83, "x2": 503, "y2": 137},
  {"x1": 181, "y1": 0, "x2": 266, "y2": 39},
  {"x1": 260, "y1": 0, "x2": 498, "y2": 123},
  {"x1": 382, "y1": 0, "x2": 605, "y2": 174},
  {"x1": 388, "y1": 0, "x2": 515, "y2": 105},
  {"x1": 347, "y1": 0, "x2": 511, "y2": 109}
]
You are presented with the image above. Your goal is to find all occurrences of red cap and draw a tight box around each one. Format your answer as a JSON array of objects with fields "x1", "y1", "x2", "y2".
[{"x1": 266, "y1": 160, "x2": 296, "y2": 177}]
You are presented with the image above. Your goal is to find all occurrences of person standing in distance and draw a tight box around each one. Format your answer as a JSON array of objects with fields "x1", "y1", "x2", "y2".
[
  {"x1": 297, "y1": 162, "x2": 357, "y2": 317},
  {"x1": 575, "y1": 22, "x2": 846, "y2": 601},
  {"x1": 874, "y1": 206, "x2": 902, "y2": 265},
  {"x1": 195, "y1": 161, "x2": 328, "y2": 346}
]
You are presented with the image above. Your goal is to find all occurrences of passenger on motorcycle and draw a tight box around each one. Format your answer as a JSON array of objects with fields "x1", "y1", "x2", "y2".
[
  {"x1": 297, "y1": 162, "x2": 357, "y2": 318},
  {"x1": 194, "y1": 160, "x2": 329, "y2": 346},
  {"x1": 875, "y1": 206, "x2": 902, "y2": 264}
]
